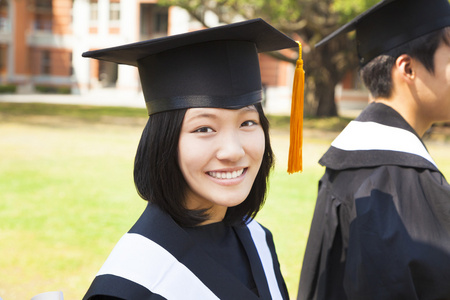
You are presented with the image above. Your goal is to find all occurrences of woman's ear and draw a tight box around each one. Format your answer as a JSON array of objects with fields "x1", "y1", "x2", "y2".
[{"x1": 395, "y1": 54, "x2": 415, "y2": 82}]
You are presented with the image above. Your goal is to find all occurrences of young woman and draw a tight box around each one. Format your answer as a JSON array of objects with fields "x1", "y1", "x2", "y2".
[{"x1": 82, "y1": 19, "x2": 298, "y2": 300}]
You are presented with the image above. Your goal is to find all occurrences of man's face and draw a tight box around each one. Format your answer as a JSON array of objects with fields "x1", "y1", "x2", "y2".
[{"x1": 413, "y1": 41, "x2": 450, "y2": 124}]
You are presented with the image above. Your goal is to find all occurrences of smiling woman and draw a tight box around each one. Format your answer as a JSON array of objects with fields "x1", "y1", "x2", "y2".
[
  {"x1": 81, "y1": 19, "x2": 298, "y2": 300},
  {"x1": 134, "y1": 103, "x2": 272, "y2": 228},
  {"x1": 178, "y1": 106, "x2": 266, "y2": 225}
]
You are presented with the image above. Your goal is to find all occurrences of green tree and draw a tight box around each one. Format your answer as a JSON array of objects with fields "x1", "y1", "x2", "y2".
[{"x1": 159, "y1": 0, "x2": 379, "y2": 116}]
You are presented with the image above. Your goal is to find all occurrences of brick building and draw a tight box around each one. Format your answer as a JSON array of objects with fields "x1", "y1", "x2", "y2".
[{"x1": 0, "y1": 0, "x2": 73, "y2": 93}]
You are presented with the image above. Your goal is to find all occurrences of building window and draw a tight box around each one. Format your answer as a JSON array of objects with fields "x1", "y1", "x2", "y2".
[
  {"x1": 89, "y1": 0, "x2": 98, "y2": 33},
  {"x1": 35, "y1": 15, "x2": 52, "y2": 31},
  {"x1": 154, "y1": 10, "x2": 168, "y2": 34},
  {"x1": 108, "y1": 0, "x2": 120, "y2": 33},
  {"x1": 109, "y1": 0, "x2": 120, "y2": 22},
  {"x1": 41, "y1": 50, "x2": 51, "y2": 75},
  {"x1": 69, "y1": 52, "x2": 73, "y2": 76},
  {"x1": 0, "y1": 18, "x2": 8, "y2": 32},
  {"x1": 0, "y1": 0, "x2": 8, "y2": 32},
  {"x1": 139, "y1": 4, "x2": 168, "y2": 40},
  {"x1": 89, "y1": 0, "x2": 98, "y2": 22},
  {"x1": 34, "y1": 0, "x2": 52, "y2": 31},
  {"x1": 0, "y1": 45, "x2": 6, "y2": 73},
  {"x1": 35, "y1": 0, "x2": 52, "y2": 10}
]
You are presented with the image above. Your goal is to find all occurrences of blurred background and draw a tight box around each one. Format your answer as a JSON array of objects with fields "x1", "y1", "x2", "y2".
[
  {"x1": 0, "y1": 0, "x2": 385, "y2": 117},
  {"x1": 0, "y1": 0, "x2": 449, "y2": 299}
]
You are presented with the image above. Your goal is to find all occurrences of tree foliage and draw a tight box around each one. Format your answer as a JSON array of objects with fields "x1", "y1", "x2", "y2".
[{"x1": 159, "y1": 0, "x2": 380, "y2": 116}]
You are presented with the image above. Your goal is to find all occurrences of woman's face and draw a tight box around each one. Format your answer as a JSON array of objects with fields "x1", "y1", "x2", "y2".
[{"x1": 177, "y1": 106, "x2": 265, "y2": 224}]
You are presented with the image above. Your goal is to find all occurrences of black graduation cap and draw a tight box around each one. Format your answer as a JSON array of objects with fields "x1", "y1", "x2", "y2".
[
  {"x1": 82, "y1": 18, "x2": 298, "y2": 115},
  {"x1": 316, "y1": 0, "x2": 450, "y2": 65}
]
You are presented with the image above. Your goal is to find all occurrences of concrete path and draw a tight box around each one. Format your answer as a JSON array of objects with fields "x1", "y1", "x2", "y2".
[
  {"x1": 0, "y1": 88, "x2": 367, "y2": 118},
  {"x1": 0, "y1": 89, "x2": 146, "y2": 109}
]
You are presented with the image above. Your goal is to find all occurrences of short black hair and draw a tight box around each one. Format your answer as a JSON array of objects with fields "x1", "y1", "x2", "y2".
[
  {"x1": 360, "y1": 26, "x2": 450, "y2": 99},
  {"x1": 133, "y1": 103, "x2": 274, "y2": 227}
]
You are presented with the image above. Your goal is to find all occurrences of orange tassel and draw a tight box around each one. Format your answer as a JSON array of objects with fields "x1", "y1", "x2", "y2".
[{"x1": 287, "y1": 41, "x2": 304, "y2": 174}]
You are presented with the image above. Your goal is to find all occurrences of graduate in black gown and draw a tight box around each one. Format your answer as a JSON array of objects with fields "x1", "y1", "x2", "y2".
[
  {"x1": 297, "y1": 0, "x2": 450, "y2": 299},
  {"x1": 82, "y1": 19, "x2": 300, "y2": 300}
]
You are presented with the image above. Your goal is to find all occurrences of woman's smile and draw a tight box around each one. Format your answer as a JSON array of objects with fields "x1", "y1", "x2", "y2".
[{"x1": 207, "y1": 168, "x2": 247, "y2": 180}]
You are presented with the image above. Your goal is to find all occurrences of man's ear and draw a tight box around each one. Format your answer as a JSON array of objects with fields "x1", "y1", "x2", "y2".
[{"x1": 395, "y1": 54, "x2": 415, "y2": 82}]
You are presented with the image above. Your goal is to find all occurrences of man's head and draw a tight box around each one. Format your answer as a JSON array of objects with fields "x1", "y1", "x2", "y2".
[
  {"x1": 360, "y1": 27, "x2": 450, "y2": 99},
  {"x1": 316, "y1": 0, "x2": 450, "y2": 134},
  {"x1": 315, "y1": 0, "x2": 450, "y2": 98}
]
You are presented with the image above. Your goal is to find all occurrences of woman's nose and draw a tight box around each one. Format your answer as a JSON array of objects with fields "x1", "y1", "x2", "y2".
[{"x1": 215, "y1": 132, "x2": 245, "y2": 162}]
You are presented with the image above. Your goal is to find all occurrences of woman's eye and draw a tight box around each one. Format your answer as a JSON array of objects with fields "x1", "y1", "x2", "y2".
[
  {"x1": 193, "y1": 126, "x2": 214, "y2": 133},
  {"x1": 241, "y1": 120, "x2": 258, "y2": 127}
]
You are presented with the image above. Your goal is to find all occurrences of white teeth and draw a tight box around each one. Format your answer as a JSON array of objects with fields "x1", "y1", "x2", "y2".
[{"x1": 209, "y1": 169, "x2": 244, "y2": 179}]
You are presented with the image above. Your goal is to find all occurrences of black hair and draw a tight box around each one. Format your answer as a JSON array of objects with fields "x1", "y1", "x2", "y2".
[
  {"x1": 360, "y1": 27, "x2": 450, "y2": 98},
  {"x1": 133, "y1": 102, "x2": 274, "y2": 227}
]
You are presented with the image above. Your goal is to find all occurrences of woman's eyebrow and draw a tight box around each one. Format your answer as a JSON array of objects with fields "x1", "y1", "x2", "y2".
[
  {"x1": 185, "y1": 111, "x2": 218, "y2": 122},
  {"x1": 238, "y1": 106, "x2": 258, "y2": 115},
  {"x1": 185, "y1": 106, "x2": 257, "y2": 121}
]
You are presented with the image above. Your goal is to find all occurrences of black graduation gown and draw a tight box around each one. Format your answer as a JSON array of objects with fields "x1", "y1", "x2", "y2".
[
  {"x1": 297, "y1": 103, "x2": 450, "y2": 300},
  {"x1": 84, "y1": 203, "x2": 289, "y2": 300}
]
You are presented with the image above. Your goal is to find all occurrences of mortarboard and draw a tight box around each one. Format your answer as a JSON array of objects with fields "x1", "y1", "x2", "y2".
[
  {"x1": 316, "y1": 0, "x2": 450, "y2": 65},
  {"x1": 82, "y1": 18, "x2": 297, "y2": 115},
  {"x1": 82, "y1": 18, "x2": 304, "y2": 173}
]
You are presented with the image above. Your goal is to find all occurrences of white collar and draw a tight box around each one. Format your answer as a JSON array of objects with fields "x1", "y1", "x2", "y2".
[{"x1": 331, "y1": 121, "x2": 437, "y2": 168}]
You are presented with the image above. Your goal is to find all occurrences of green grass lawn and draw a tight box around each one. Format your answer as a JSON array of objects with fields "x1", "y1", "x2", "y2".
[{"x1": 0, "y1": 102, "x2": 448, "y2": 299}]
